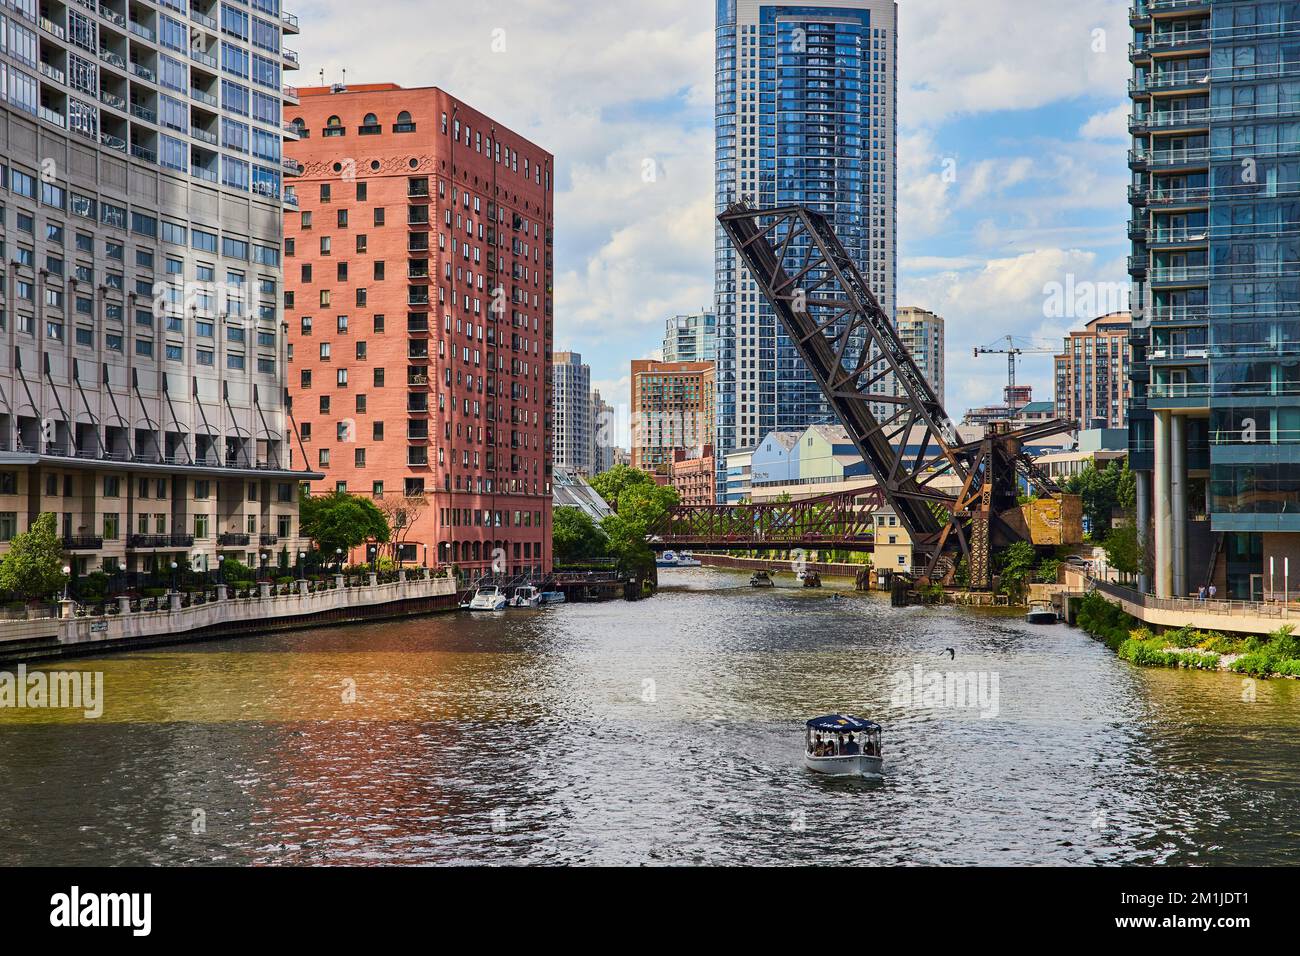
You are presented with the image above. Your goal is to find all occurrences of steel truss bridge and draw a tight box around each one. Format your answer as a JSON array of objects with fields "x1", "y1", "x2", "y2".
[
  {"x1": 653, "y1": 202, "x2": 1075, "y2": 589},
  {"x1": 650, "y1": 485, "x2": 886, "y2": 552}
]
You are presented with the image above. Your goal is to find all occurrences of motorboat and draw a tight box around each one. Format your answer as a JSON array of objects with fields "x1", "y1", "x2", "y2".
[
  {"x1": 657, "y1": 550, "x2": 703, "y2": 568},
  {"x1": 540, "y1": 590, "x2": 567, "y2": 605},
  {"x1": 466, "y1": 586, "x2": 508, "y2": 611},
  {"x1": 804, "y1": 714, "x2": 883, "y2": 779},
  {"x1": 800, "y1": 570, "x2": 822, "y2": 588},
  {"x1": 510, "y1": 585, "x2": 542, "y2": 608},
  {"x1": 750, "y1": 570, "x2": 775, "y2": 588},
  {"x1": 1025, "y1": 600, "x2": 1058, "y2": 624}
]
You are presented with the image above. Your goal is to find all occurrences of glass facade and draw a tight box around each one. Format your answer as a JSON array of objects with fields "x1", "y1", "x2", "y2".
[
  {"x1": 1130, "y1": 0, "x2": 1300, "y2": 594},
  {"x1": 715, "y1": 0, "x2": 896, "y2": 496}
]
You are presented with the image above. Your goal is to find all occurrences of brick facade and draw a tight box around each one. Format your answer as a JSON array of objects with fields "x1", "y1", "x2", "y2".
[{"x1": 285, "y1": 84, "x2": 554, "y2": 574}]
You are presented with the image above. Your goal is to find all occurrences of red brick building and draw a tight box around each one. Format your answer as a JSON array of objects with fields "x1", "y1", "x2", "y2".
[
  {"x1": 669, "y1": 445, "x2": 716, "y2": 505},
  {"x1": 285, "y1": 84, "x2": 554, "y2": 574}
]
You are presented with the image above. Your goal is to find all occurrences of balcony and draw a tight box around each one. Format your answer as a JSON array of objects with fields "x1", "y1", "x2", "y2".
[
  {"x1": 1147, "y1": 106, "x2": 1209, "y2": 130},
  {"x1": 191, "y1": 10, "x2": 217, "y2": 30},
  {"x1": 218, "y1": 532, "x2": 250, "y2": 546},
  {"x1": 99, "y1": 88, "x2": 126, "y2": 111},
  {"x1": 1149, "y1": 304, "x2": 1209, "y2": 325},
  {"x1": 127, "y1": 20, "x2": 154, "y2": 42},
  {"x1": 39, "y1": 15, "x2": 66, "y2": 40},
  {"x1": 190, "y1": 48, "x2": 217, "y2": 69},
  {"x1": 282, "y1": 157, "x2": 303, "y2": 176},
  {"x1": 281, "y1": 10, "x2": 299, "y2": 33},
  {"x1": 282, "y1": 47, "x2": 299, "y2": 66},
  {"x1": 1146, "y1": 184, "x2": 1210, "y2": 207},
  {"x1": 1147, "y1": 343, "x2": 1209, "y2": 362},
  {"x1": 130, "y1": 61, "x2": 155, "y2": 82},
  {"x1": 190, "y1": 87, "x2": 217, "y2": 107},
  {"x1": 1127, "y1": 254, "x2": 1148, "y2": 277},
  {"x1": 282, "y1": 84, "x2": 298, "y2": 103},
  {"x1": 1149, "y1": 28, "x2": 1210, "y2": 53},
  {"x1": 191, "y1": 125, "x2": 217, "y2": 145},
  {"x1": 39, "y1": 61, "x2": 65, "y2": 84},
  {"x1": 1127, "y1": 218, "x2": 1148, "y2": 242},
  {"x1": 99, "y1": 47, "x2": 126, "y2": 70},
  {"x1": 63, "y1": 535, "x2": 104, "y2": 550},
  {"x1": 259, "y1": 533, "x2": 279, "y2": 546},
  {"x1": 1148, "y1": 225, "x2": 1209, "y2": 247},
  {"x1": 1147, "y1": 69, "x2": 1210, "y2": 94},
  {"x1": 99, "y1": 4, "x2": 126, "y2": 27},
  {"x1": 128, "y1": 533, "x2": 195, "y2": 549},
  {"x1": 130, "y1": 101, "x2": 155, "y2": 122},
  {"x1": 39, "y1": 106, "x2": 66, "y2": 128},
  {"x1": 1147, "y1": 145, "x2": 1210, "y2": 168},
  {"x1": 1149, "y1": 264, "x2": 1210, "y2": 285}
]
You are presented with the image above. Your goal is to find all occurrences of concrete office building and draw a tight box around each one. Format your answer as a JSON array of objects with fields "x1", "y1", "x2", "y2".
[
  {"x1": 0, "y1": 0, "x2": 314, "y2": 580},
  {"x1": 551, "y1": 350, "x2": 590, "y2": 476},
  {"x1": 661, "y1": 309, "x2": 717, "y2": 363},
  {"x1": 895, "y1": 306, "x2": 944, "y2": 406}
]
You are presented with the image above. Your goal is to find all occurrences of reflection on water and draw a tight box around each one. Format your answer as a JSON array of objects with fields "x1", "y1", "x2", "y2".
[{"x1": 1, "y1": 568, "x2": 1298, "y2": 865}]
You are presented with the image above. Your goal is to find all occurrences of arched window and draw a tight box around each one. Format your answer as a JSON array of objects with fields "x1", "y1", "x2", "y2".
[
  {"x1": 394, "y1": 110, "x2": 415, "y2": 133},
  {"x1": 359, "y1": 112, "x2": 380, "y2": 135},
  {"x1": 290, "y1": 117, "x2": 307, "y2": 138},
  {"x1": 323, "y1": 115, "x2": 344, "y2": 138}
]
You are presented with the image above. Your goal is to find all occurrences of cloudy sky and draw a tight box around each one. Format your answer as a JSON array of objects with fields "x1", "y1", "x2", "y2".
[{"x1": 293, "y1": 0, "x2": 1132, "y2": 419}]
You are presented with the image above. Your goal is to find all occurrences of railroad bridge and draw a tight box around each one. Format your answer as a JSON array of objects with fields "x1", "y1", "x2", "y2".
[{"x1": 649, "y1": 486, "x2": 885, "y2": 552}]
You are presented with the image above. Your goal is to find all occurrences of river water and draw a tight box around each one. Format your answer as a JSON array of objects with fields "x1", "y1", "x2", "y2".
[{"x1": 1, "y1": 568, "x2": 1297, "y2": 866}]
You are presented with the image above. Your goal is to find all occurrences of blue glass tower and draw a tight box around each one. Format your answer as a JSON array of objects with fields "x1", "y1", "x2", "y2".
[
  {"x1": 714, "y1": 0, "x2": 897, "y2": 497},
  {"x1": 1129, "y1": 0, "x2": 1300, "y2": 599}
]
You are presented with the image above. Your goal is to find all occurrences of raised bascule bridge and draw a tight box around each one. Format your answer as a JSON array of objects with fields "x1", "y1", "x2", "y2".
[{"x1": 649, "y1": 202, "x2": 1083, "y2": 590}]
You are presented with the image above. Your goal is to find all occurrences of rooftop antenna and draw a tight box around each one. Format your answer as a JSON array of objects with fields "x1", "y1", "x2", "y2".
[{"x1": 318, "y1": 68, "x2": 324, "y2": 86}]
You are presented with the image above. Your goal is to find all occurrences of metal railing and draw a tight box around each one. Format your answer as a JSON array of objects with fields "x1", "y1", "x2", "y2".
[{"x1": 1093, "y1": 578, "x2": 1300, "y2": 620}]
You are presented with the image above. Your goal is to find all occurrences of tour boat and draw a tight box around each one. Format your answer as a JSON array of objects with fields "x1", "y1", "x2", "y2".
[
  {"x1": 467, "y1": 586, "x2": 508, "y2": 611},
  {"x1": 800, "y1": 570, "x2": 822, "y2": 588},
  {"x1": 510, "y1": 585, "x2": 542, "y2": 608},
  {"x1": 1025, "y1": 600, "x2": 1058, "y2": 624},
  {"x1": 657, "y1": 550, "x2": 703, "y2": 568},
  {"x1": 750, "y1": 570, "x2": 775, "y2": 588},
  {"x1": 540, "y1": 590, "x2": 567, "y2": 605},
  {"x1": 804, "y1": 714, "x2": 883, "y2": 779}
]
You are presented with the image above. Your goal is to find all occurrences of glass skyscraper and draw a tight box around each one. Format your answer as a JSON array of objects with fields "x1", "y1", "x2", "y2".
[
  {"x1": 1128, "y1": 0, "x2": 1300, "y2": 599},
  {"x1": 714, "y1": 0, "x2": 897, "y2": 495}
]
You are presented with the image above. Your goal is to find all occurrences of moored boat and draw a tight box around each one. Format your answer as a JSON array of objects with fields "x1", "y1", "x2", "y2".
[
  {"x1": 1025, "y1": 600, "x2": 1058, "y2": 624},
  {"x1": 804, "y1": 714, "x2": 883, "y2": 779},
  {"x1": 750, "y1": 570, "x2": 774, "y2": 588},
  {"x1": 540, "y1": 590, "x2": 566, "y2": 605},
  {"x1": 467, "y1": 585, "x2": 508, "y2": 611},
  {"x1": 510, "y1": 585, "x2": 542, "y2": 608}
]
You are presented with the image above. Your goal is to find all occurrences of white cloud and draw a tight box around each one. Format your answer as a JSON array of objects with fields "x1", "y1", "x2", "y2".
[
  {"x1": 1080, "y1": 102, "x2": 1131, "y2": 140},
  {"x1": 900, "y1": 0, "x2": 1131, "y2": 126}
]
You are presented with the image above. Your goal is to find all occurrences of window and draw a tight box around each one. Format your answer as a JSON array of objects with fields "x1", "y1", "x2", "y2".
[
  {"x1": 394, "y1": 110, "x2": 415, "y2": 133},
  {"x1": 336, "y1": 368, "x2": 348, "y2": 386},
  {"x1": 356, "y1": 182, "x2": 368, "y2": 201},
  {"x1": 337, "y1": 209, "x2": 348, "y2": 228},
  {"x1": 320, "y1": 183, "x2": 331, "y2": 203},
  {"x1": 301, "y1": 369, "x2": 312, "y2": 388},
  {"x1": 354, "y1": 448, "x2": 366, "y2": 467},
  {"x1": 374, "y1": 368, "x2": 385, "y2": 387},
  {"x1": 336, "y1": 315, "x2": 349, "y2": 332},
  {"x1": 373, "y1": 421, "x2": 384, "y2": 441},
  {"x1": 318, "y1": 448, "x2": 331, "y2": 466},
  {"x1": 323, "y1": 116, "x2": 344, "y2": 138},
  {"x1": 360, "y1": 113, "x2": 380, "y2": 135},
  {"x1": 373, "y1": 208, "x2": 385, "y2": 226}
]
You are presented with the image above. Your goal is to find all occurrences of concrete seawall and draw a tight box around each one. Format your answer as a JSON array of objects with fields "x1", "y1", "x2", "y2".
[
  {"x1": 693, "y1": 553, "x2": 869, "y2": 578},
  {"x1": 0, "y1": 572, "x2": 461, "y2": 665}
]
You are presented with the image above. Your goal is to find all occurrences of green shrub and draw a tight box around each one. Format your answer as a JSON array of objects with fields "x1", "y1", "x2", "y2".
[{"x1": 1076, "y1": 591, "x2": 1138, "y2": 651}]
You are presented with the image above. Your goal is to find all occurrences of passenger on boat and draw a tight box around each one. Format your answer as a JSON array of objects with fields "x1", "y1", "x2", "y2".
[{"x1": 842, "y1": 733, "x2": 860, "y2": 756}]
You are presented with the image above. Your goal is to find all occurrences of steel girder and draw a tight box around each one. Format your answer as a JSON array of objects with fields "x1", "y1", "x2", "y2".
[{"x1": 717, "y1": 202, "x2": 1074, "y2": 588}]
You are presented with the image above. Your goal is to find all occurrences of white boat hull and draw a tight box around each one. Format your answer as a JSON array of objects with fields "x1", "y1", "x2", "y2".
[{"x1": 804, "y1": 753, "x2": 883, "y2": 779}]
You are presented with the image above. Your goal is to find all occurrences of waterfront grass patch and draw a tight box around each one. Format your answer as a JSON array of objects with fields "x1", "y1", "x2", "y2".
[
  {"x1": 1075, "y1": 590, "x2": 1138, "y2": 651},
  {"x1": 1117, "y1": 635, "x2": 1220, "y2": 671}
]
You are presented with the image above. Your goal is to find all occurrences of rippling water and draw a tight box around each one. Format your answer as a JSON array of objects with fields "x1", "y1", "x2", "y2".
[{"x1": 1, "y1": 567, "x2": 1298, "y2": 865}]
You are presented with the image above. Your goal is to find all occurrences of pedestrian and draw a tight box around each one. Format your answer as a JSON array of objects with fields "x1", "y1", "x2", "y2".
[
  {"x1": 1208, "y1": 584, "x2": 1217, "y2": 601},
  {"x1": 1198, "y1": 585, "x2": 1206, "y2": 602}
]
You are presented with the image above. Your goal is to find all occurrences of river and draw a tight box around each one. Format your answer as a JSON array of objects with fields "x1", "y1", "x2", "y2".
[{"x1": 1, "y1": 567, "x2": 1297, "y2": 865}]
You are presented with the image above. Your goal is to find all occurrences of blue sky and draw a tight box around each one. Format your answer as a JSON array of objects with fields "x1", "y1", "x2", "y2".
[{"x1": 295, "y1": 0, "x2": 1133, "y2": 423}]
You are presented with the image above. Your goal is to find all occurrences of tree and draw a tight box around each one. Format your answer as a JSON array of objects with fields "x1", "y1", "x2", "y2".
[
  {"x1": 1063, "y1": 460, "x2": 1132, "y2": 541},
  {"x1": 0, "y1": 512, "x2": 67, "y2": 602},
  {"x1": 553, "y1": 507, "x2": 609, "y2": 565},
  {"x1": 995, "y1": 541, "x2": 1037, "y2": 601},
  {"x1": 1103, "y1": 520, "x2": 1145, "y2": 578},
  {"x1": 588, "y1": 464, "x2": 657, "y2": 512},
  {"x1": 602, "y1": 482, "x2": 680, "y2": 581},
  {"x1": 299, "y1": 491, "x2": 390, "y2": 557},
  {"x1": 375, "y1": 493, "x2": 428, "y2": 563}
]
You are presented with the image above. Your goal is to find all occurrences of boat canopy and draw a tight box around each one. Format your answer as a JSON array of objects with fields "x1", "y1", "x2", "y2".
[{"x1": 805, "y1": 714, "x2": 880, "y2": 732}]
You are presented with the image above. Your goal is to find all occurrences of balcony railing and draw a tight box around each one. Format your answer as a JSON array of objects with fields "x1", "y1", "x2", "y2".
[
  {"x1": 99, "y1": 4, "x2": 126, "y2": 27},
  {"x1": 40, "y1": 15, "x2": 66, "y2": 39},
  {"x1": 191, "y1": 125, "x2": 217, "y2": 145},
  {"x1": 191, "y1": 87, "x2": 217, "y2": 107},
  {"x1": 99, "y1": 88, "x2": 126, "y2": 110},
  {"x1": 281, "y1": 10, "x2": 299, "y2": 31},
  {"x1": 190, "y1": 48, "x2": 217, "y2": 69},
  {"x1": 127, "y1": 20, "x2": 154, "y2": 41},
  {"x1": 282, "y1": 47, "x2": 299, "y2": 65},
  {"x1": 63, "y1": 535, "x2": 104, "y2": 550},
  {"x1": 99, "y1": 48, "x2": 126, "y2": 69},
  {"x1": 39, "y1": 61, "x2": 66, "y2": 83},
  {"x1": 259, "y1": 533, "x2": 279, "y2": 546},
  {"x1": 191, "y1": 10, "x2": 217, "y2": 29},
  {"x1": 218, "y1": 532, "x2": 250, "y2": 546},
  {"x1": 1149, "y1": 304, "x2": 1209, "y2": 324},
  {"x1": 1149, "y1": 264, "x2": 1210, "y2": 283},
  {"x1": 130, "y1": 101, "x2": 155, "y2": 122},
  {"x1": 128, "y1": 533, "x2": 195, "y2": 549}
]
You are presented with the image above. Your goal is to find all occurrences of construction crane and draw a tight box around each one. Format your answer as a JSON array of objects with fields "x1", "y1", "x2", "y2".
[
  {"x1": 717, "y1": 202, "x2": 1079, "y2": 590},
  {"x1": 972, "y1": 335, "x2": 1057, "y2": 404}
]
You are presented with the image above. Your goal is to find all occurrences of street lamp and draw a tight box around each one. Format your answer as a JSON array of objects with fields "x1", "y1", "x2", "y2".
[
  {"x1": 61, "y1": 564, "x2": 71, "y2": 602},
  {"x1": 297, "y1": 550, "x2": 305, "y2": 580},
  {"x1": 169, "y1": 560, "x2": 178, "y2": 592},
  {"x1": 217, "y1": 553, "x2": 225, "y2": 585},
  {"x1": 368, "y1": 543, "x2": 377, "y2": 572},
  {"x1": 335, "y1": 547, "x2": 343, "y2": 572},
  {"x1": 260, "y1": 551, "x2": 269, "y2": 580}
]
